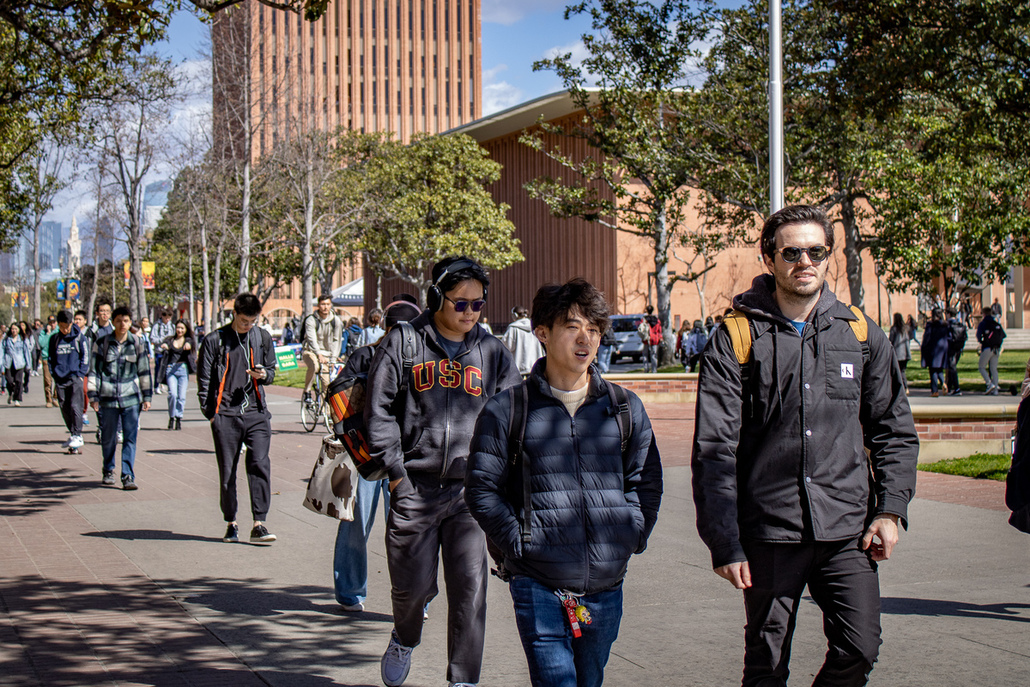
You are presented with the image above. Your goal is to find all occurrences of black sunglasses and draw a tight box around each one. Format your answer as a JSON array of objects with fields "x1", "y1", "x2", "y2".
[
  {"x1": 444, "y1": 296, "x2": 486, "y2": 313},
  {"x1": 777, "y1": 245, "x2": 829, "y2": 264}
]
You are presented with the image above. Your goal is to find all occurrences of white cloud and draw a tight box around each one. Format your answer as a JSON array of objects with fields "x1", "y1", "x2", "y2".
[
  {"x1": 482, "y1": 0, "x2": 570, "y2": 26},
  {"x1": 483, "y1": 81, "x2": 525, "y2": 115},
  {"x1": 543, "y1": 40, "x2": 590, "y2": 69}
]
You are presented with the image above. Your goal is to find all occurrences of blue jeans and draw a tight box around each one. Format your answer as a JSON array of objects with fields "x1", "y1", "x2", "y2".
[
  {"x1": 166, "y1": 363, "x2": 188, "y2": 418},
  {"x1": 100, "y1": 404, "x2": 140, "y2": 480},
  {"x1": 509, "y1": 576, "x2": 623, "y2": 687},
  {"x1": 333, "y1": 475, "x2": 389, "y2": 606},
  {"x1": 596, "y1": 345, "x2": 613, "y2": 373},
  {"x1": 929, "y1": 367, "x2": 945, "y2": 394}
]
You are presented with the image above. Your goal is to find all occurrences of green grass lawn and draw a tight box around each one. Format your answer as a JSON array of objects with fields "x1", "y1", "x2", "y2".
[
  {"x1": 918, "y1": 453, "x2": 1012, "y2": 481},
  {"x1": 906, "y1": 348, "x2": 1028, "y2": 390},
  {"x1": 273, "y1": 367, "x2": 307, "y2": 389}
]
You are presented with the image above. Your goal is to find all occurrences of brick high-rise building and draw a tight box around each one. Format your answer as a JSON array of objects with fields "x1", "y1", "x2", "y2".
[{"x1": 212, "y1": 0, "x2": 482, "y2": 160}]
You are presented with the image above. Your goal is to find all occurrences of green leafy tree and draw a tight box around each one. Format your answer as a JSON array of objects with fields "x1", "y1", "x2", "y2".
[
  {"x1": 868, "y1": 104, "x2": 1030, "y2": 303},
  {"x1": 362, "y1": 133, "x2": 523, "y2": 305},
  {"x1": 830, "y1": 0, "x2": 1030, "y2": 161},
  {"x1": 522, "y1": 0, "x2": 727, "y2": 357}
]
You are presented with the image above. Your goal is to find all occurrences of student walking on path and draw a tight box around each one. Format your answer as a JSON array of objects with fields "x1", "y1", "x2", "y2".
[
  {"x1": 2, "y1": 322, "x2": 30, "y2": 406},
  {"x1": 88, "y1": 307, "x2": 152, "y2": 491},
  {"x1": 466, "y1": 279, "x2": 663, "y2": 687},
  {"x1": 691, "y1": 205, "x2": 918, "y2": 687},
  {"x1": 365, "y1": 257, "x2": 520, "y2": 687},
  {"x1": 50, "y1": 310, "x2": 89, "y2": 451},
  {"x1": 332, "y1": 298, "x2": 421, "y2": 613},
  {"x1": 196, "y1": 293, "x2": 279, "y2": 545},
  {"x1": 156, "y1": 319, "x2": 197, "y2": 430}
]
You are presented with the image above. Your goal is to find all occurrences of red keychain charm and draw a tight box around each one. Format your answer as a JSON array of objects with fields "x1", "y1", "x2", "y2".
[{"x1": 557, "y1": 591, "x2": 583, "y2": 638}]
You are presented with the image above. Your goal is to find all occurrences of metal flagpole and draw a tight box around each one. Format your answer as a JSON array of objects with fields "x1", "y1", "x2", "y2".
[{"x1": 769, "y1": 0, "x2": 784, "y2": 213}]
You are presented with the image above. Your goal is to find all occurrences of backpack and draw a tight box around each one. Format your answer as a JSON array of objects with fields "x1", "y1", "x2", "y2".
[
  {"x1": 505, "y1": 380, "x2": 633, "y2": 546},
  {"x1": 983, "y1": 319, "x2": 1006, "y2": 349},
  {"x1": 948, "y1": 319, "x2": 968, "y2": 351},
  {"x1": 649, "y1": 319, "x2": 663, "y2": 346},
  {"x1": 722, "y1": 306, "x2": 869, "y2": 387},
  {"x1": 296, "y1": 313, "x2": 317, "y2": 346},
  {"x1": 327, "y1": 322, "x2": 418, "y2": 481}
]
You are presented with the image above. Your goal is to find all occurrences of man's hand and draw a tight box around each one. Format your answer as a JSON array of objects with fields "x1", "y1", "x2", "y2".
[
  {"x1": 142, "y1": 401, "x2": 151, "y2": 412},
  {"x1": 861, "y1": 514, "x2": 900, "y2": 561},
  {"x1": 715, "y1": 560, "x2": 752, "y2": 589},
  {"x1": 246, "y1": 368, "x2": 267, "y2": 381},
  {"x1": 90, "y1": 401, "x2": 100, "y2": 412},
  {"x1": 318, "y1": 354, "x2": 328, "y2": 365}
]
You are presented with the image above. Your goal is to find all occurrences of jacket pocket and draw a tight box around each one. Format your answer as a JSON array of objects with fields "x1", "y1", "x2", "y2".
[{"x1": 824, "y1": 345, "x2": 862, "y2": 401}]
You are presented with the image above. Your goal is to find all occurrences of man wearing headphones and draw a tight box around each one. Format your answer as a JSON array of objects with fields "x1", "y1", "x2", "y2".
[{"x1": 366, "y1": 256, "x2": 521, "y2": 687}]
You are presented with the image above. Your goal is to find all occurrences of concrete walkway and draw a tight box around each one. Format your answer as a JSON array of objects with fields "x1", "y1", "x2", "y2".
[{"x1": 1, "y1": 386, "x2": 1027, "y2": 686}]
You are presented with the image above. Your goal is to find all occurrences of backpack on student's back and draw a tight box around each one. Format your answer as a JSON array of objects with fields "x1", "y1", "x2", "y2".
[
  {"x1": 296, "y1": 313, "x2": 316, "y2": 346},
  {"x1": 948, "y1": 319, "x2": 968, "y2": 351},
  {"x1": 983, "y1": 319, "x2": 1006, "y2": 349},
  {"x1": 649, "y1": 319, "x2": 663, "y2": 346},
  {"x1": 636, "y1": 318, "x2": 650, "y2": 342},
  {"x1": 326, "y1": 322, "x2": 418, "y2": 481}
]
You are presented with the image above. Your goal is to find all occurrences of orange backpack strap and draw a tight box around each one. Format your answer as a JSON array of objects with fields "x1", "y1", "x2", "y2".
[{"x1": 723, "y1": 310, "x2": 753, "y2": 365}]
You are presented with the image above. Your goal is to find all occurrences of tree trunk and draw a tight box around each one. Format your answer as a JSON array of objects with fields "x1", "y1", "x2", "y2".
[
  {"x1": 300, "y1": 147, "x2": 315, "y2": 320},
  {"x1": 238, "y1": 154, "x2": 252, "y2": 294},
  {"x1": 840, "y1": 195, "x2": 864, "y2": 309},
  {"x1": 31, "y1": 222, "x2": 41, "y2": 321},
  {"x1": 187, "y1": 232, "x2": 195, "y2": 322},
  {"x1": 200, "y1": 219, "x2": 212, "y2": 331},
  {"x1": 212, "y1": 232, "x2": 224, "y2": 327},
  {"x1": 653, "y1": 208, "x2": 676, "y2": 367}
]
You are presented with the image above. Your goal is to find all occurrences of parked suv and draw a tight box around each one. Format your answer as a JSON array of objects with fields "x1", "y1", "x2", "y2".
[{"x1": 609, "y1": 314, "x2": 647, "y2": 363}]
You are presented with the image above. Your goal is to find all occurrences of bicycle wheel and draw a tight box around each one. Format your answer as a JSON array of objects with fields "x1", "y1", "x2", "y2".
[
  {"x1": 300, "y1": 388, "x2": 321, "y2": 432},
  {"x1": 320, "y1": 396, "x2": 333, "y2": 433}
]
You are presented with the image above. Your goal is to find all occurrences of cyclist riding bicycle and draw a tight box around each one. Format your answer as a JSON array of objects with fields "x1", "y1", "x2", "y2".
[{"x1": 302, "y1": 294, "x2": 344, "y2": 403}]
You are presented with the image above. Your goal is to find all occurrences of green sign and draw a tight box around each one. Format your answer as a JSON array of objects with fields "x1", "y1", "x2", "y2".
[{"x1": 275, "y1": 346, "x2": 298, "y2": 370}]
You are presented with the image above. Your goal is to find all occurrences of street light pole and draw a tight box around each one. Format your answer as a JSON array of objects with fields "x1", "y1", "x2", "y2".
[{"x1": 769, "y1": 0, "x2": 784, "y2": 214}]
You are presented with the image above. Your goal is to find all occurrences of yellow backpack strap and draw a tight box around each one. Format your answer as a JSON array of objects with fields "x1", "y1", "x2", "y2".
[
  {"x1": 847, "y1": 305, "x2": 868, "y2": 342},
  {"x1": 723, "y1": 310, "x2": 753, "y2": 365}
]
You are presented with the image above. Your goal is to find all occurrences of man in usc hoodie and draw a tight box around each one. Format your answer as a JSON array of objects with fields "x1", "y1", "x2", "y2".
[{"x1": 365, "y1": 257, "x2": 520, "y2": 687}]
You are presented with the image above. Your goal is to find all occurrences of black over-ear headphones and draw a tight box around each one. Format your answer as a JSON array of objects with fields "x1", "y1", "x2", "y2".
[{"x1": 426, "y1": 259, "x2": 486, "y2": 312}]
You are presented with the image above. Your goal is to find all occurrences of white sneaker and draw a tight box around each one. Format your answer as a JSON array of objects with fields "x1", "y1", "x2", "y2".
[
  {"x1": 69, "y1": 435, "x2": 84, "y2": 449},
  {"x1": 61, "y1": 437, "x2": 73, "y2": 448},
  {"x1": 340, "y1": 602, "x2": 364, "y2": 612},
  {"x1": 117, "y1": 431, "x2": 123, "y2": 443},
  {"x1": 381, "y1": 631, "x2": 413, "y2": 687},
  {"x1": 449, "y1": 683, "x2": 477, "y2": 687}
]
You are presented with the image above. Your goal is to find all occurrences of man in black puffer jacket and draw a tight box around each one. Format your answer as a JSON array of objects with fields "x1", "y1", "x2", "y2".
[
  {"x1": 365, "y1": 257, "x2": 521, "y2": 687},
  {"x1": 466, "y1": 278, "x2": 663, "y2": 687}
]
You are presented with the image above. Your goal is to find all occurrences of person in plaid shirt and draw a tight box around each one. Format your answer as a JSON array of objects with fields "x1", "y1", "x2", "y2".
[{"x1": 88, "y1": 306, "x2": 152, "y2": 490}]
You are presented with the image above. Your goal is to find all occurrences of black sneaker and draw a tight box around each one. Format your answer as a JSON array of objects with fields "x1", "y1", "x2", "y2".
[
  {"x1": 250, "y1": 524, "x2": 277, "y2": 544},
  {"x1": 223, "y1": 523, "x2": 239, "y2": 543},
  {"x1": 102, "y1": 471, "x2": 116, "y2": 486},
  {"x1": 122, "y1": 476, "x2": 138, "y2": 491}
]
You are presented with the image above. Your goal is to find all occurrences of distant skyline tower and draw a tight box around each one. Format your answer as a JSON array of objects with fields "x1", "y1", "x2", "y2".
[
  {"x1": 211, "y1": 0, "x2": 482, "y2": 160},
  {"x1": 67, "y1": 216, "x2": 82, "y2": 277}
]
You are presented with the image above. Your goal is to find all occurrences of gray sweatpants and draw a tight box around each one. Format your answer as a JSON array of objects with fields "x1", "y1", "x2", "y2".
[{"x1": 386, "y1": 475, "x2": 488, "y2": 685}]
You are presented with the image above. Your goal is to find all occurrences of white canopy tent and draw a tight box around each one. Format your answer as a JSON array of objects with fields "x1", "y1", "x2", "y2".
[{"x1": 331, "y1": 277, "x2": 364, "y2": 307}]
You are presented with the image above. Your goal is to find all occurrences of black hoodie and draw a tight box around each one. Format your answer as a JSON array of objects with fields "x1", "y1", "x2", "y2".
[
  {"x1": 691, "y1": 275, "x2": 919, "y2": 568},
  {"x1": 364, "y1": 309, "x2": 521, "y2": 487}
]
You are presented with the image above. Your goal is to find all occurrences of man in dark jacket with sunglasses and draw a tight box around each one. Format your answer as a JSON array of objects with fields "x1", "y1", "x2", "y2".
[
  {"x1": 691, "y1": 205, "x2": 918, "y2": 686},
  {"x1": 365, "y1": 256, "x2": 521, "y2": 687}
]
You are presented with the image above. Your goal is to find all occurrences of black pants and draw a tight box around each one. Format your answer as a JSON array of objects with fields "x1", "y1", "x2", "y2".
[
  {"x1": 386, "y1": 477, "x2": 489, "y2": 684},
  {"x1": 5, "y1": 367, "x2": 24, "y2": 402},
  {"x1": 54, "y1": 377, "x2": 84, "y2": 435},
  {"x1": 210, "y1": 410, "x2": 272, "y2": 522},
  {"x1": 946, "y1": 351, "x2": 962, "y2": 392},
  {"x1": 741, "y1": 538, "x2": 881, "y2": 687}
]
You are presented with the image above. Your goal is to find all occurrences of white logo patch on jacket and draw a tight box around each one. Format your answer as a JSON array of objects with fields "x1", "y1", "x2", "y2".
[{"x1": 841, "y1": 363, "x2": 854, "y2": 379}]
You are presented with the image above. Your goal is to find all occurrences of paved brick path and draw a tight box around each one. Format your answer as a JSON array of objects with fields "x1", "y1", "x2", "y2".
[{"x1": 0, "y1": 386, "x2": 1022, "y2": 686}]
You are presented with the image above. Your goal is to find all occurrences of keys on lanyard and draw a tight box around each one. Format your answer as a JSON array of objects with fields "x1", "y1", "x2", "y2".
[{"x1": 555, "y1": 590, "x2": 593, "y2": 638}]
